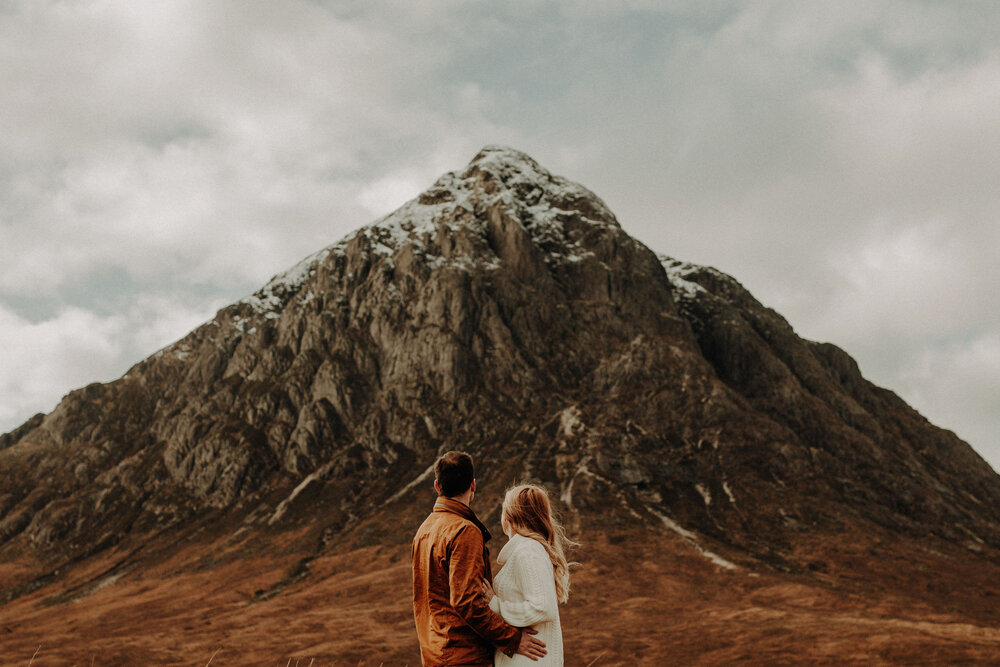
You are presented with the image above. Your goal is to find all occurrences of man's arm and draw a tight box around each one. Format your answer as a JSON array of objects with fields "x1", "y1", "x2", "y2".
[{"x1": 448, "y1": 525, "x2": 523, "y2": 657}]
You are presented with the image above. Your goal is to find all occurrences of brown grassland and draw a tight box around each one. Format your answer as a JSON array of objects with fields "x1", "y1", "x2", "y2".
[{"x1": 2, "y1": 518, "x2": 1000, "y2": 666}]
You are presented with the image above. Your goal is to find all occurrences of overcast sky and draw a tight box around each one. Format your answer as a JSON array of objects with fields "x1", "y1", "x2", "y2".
[{"x1": 1, "y1": 0, "x2": 997, "y2": 472}]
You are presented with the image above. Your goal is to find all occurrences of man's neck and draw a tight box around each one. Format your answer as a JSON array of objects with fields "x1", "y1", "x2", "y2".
[{"x1": 444, "y1": 491, "x2": 474, "y2": 507}]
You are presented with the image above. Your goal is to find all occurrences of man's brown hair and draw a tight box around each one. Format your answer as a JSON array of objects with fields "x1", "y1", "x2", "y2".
[{"x1": 435, "y1": 451, "x2": 474, "y2": 497}]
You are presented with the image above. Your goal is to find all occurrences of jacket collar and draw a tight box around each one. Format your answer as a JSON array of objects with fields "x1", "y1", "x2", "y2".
[{"x1": 434, "y1": 496, "x2": 492, "y2": 543}]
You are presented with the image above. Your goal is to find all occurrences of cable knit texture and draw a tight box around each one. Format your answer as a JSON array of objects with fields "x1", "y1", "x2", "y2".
[{"x1": 490, "y1": 534, "x2": 564, "y2": 666}]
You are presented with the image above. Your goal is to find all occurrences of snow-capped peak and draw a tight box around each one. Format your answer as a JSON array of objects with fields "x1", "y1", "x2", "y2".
[{"x1": 236, "y1": 146, "x2": 621, "y2": 320}]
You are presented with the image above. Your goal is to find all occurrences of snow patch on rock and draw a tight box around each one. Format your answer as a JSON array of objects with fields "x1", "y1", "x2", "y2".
[
  {"x1": 646, "y1": 506, "x2": 738, "y2": 570},
  {"x1": 221, "y1": 146, "x2": 624, "y2": 343},
  {"x1": 695, "y1": 483, "x2": 712, "y2": 506},
  {"x1": 385, "y1": 463, "x2": 436, "y2": 506},
  {"x1": 660, "y1": 256, "x2": 709, "y2": 299},
  {"x1": 723, "y1": 481, "x2": 737, "y2": 505},
  {"x1": 242, "y1": 247, "x2": 332, "y2": 316},
  {"x1": 560, "y1": 405, "x2": 584, "y2": 437},
  {"x1": 268, "y1": 467, "x2": 327, "y2": 525}
]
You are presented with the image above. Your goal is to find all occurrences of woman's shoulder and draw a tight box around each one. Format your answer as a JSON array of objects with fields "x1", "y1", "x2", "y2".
[{"x1": 509, "y1": 533, "x2": 551, "y2": 560}]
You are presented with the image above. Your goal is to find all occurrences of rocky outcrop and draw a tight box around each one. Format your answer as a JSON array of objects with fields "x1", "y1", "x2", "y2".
[
  {"x1": 662, "y1": 259, "x2": 1000, "y2": 544},
  {"x1": 1, "y1": 146, "x2": 998, "y2": 579}
]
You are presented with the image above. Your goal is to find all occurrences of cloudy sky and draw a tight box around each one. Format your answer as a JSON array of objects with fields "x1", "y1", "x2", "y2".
[{"x1": 1, "y1": 0, "x2": 997, "y2": 471}]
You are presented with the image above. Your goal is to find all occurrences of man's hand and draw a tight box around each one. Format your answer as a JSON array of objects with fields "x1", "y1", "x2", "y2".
[
  {"x1": 481, "y1": 578, "x2": 495, "y2": 604},
  {"x1": 516, "y1": 627, "x2": 547, "y2": 661}
]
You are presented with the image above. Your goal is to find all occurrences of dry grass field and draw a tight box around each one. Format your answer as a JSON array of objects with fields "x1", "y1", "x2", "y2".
[{"x1": 3, "y1": 519, "x2": 999, "y2": 666}]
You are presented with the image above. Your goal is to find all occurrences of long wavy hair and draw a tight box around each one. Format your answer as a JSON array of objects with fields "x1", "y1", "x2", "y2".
[{"x1": 501, "y1": 483, "x2": 578, "y2": 603}]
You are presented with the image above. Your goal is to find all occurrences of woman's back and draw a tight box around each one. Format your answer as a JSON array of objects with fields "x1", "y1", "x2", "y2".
[{"x1": 490, "y1": 533, "x2": 564, "y2": 666}]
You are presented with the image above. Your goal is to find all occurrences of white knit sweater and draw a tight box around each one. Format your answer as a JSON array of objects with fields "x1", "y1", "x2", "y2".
[{"x1": 489, "y1": 533, "x2": 563, "y2": 666}]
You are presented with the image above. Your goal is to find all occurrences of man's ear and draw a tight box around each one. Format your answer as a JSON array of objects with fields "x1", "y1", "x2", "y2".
[
  {"x1": 471, "y1": 479, "x2": 476, "y2": 493},
  {"x1": 433, "y1": 479, "x2": 441, "y2": 495}
]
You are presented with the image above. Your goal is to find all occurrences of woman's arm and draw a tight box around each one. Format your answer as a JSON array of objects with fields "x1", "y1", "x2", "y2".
[{"x1": 490, "y1": 540, "x2": 558, "y2": 627}]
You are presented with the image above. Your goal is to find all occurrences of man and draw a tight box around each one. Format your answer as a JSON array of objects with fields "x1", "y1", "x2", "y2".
[{"x1": 412, "y1": 451, "x2": 548, "y2": 666}]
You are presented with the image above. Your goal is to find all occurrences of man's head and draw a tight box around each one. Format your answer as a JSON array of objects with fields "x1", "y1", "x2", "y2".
[{"x1": 434, "y1": 450, "x2": 475, "y2": 499}]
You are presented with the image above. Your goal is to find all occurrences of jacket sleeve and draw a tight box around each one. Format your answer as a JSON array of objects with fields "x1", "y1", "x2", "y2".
[
  {"x1": 488, "y1": 540, "x2": 558, "y2": 627},
  {"x1": 449, "y1": 525, "x2": 522, "y2": 655}
]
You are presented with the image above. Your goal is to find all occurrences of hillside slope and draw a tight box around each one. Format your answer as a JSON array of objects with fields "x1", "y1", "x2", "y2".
[{"x1": 1, "y1": 147, "x2": 998, "y2": 663}]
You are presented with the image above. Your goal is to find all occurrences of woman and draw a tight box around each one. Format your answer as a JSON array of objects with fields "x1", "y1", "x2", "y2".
[{"x1": 483, "y1": 483, "x2": 576, "y2": 666}]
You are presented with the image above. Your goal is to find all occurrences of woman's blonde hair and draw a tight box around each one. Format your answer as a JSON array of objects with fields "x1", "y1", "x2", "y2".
[{"x1": 501, "y1": 483, "x2": 578, "y2": 603}]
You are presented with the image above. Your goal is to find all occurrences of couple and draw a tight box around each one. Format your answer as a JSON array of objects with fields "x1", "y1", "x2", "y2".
[{"x1": 412, "y1": 451, "x2": 574, "y2": 666}]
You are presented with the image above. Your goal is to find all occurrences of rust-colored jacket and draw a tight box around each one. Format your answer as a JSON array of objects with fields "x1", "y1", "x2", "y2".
[{"x1": 412, "y1": 497, "x2": 522, "y2": 666}]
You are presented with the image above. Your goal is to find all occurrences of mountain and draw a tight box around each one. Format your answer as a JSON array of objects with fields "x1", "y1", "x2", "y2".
[{"x1": 2, "y1": 146, "x2": 999, "y2": 664}]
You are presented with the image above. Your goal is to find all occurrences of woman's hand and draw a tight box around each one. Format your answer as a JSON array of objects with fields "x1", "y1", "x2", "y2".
[{"x1": 481, "y1": 578, "x2": 495, "y2": 603}]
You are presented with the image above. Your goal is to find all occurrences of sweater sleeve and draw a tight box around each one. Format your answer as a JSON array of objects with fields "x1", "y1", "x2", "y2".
[
  {"x1": 491, "y1": 539, "x2": 558, "y2": 627},
  {"x1": 448, "y1": 525, "x2": 522, "y2": 654}
]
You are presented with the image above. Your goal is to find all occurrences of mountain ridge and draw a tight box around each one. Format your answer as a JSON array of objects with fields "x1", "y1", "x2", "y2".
[
  {"x1": 1, "y1": 145, "x2": 999, "y2": 663},
  {"x1": 3, "y1": 143, "x2": 998, "y2": 554}
]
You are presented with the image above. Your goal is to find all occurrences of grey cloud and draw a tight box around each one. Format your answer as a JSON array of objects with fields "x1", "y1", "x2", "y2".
[
  {"x1": 0, "y1": 1, "x2": 997, "y2": 471},
  {"x1": 0, "y1": 293, "x2": 223, "y2": 431}
]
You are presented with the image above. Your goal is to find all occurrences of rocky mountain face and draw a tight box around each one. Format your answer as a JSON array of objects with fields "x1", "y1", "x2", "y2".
[{"x1": 2, "y1": 146, "x2": 999, "y2": 601}]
